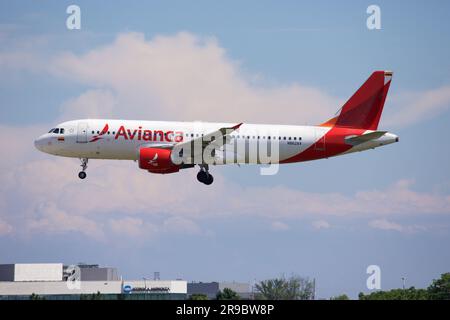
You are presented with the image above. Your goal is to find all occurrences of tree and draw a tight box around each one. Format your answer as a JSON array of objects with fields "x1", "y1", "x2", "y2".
[
  {"x1": 81, "y1": 291, "x2": 102, "y2": 300},
  {"x1": 330, "y1": 294, "x2": 350, "y2": 300},
  {"x1": 427, "y1": 273, "x2": 450, "y2": 300},
  {"x1": 216, "y1": 288, "x2": 240, "y2": 300},
  {"x1": 358, "y1": 287, "x2": 428, "y2": 300},
  {"x1": 255, "y1": 275, "x2": 315, "y2": 300},
  {"x1": 189, "y1": 294, "x2": 208, "y2": 300},
  {"x1": 30, "y1": 293, "x2": 45, "y2": 300}
]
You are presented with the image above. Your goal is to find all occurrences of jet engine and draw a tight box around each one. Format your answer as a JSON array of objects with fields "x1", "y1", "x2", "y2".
[{"x1": 138, "y1": 147, "x2": 180, "y2": 174}]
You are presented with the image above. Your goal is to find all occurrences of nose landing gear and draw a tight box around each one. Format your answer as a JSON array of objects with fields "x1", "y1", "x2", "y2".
[
  {"x1": 197, "y1": 164, "x2": 214, "y2": 185},
  {"x1": 78, "y1": 158, "x2": 88, "y2": 179}
]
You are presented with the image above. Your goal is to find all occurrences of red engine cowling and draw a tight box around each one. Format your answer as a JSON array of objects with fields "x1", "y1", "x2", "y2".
[{"x1": 138, "y1": 147, "x2": 180, "y2": 174}]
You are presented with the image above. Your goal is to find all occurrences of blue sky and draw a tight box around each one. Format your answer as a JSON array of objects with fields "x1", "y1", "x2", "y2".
[{"x1": 1, "y1": 1, "x2": 450, "y2": 298}]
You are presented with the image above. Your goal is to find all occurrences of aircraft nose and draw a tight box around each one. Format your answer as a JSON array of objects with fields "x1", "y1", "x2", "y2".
[{"x1": 34, "y1": 136, "x2": 46, "y2": 152}]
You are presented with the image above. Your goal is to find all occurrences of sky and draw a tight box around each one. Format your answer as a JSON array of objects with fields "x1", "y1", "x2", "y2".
[{"x1": 1, "y1": 0, "x2": 450, "y2": 299}]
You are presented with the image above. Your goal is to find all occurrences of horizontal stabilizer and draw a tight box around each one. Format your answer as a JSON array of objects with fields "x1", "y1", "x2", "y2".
[{"x1": 345, "y1": 131, "x2": 387, "y2": 146}]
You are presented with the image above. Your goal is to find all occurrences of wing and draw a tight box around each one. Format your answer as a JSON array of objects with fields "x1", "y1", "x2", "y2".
[{"x1": 173, "y1": 123, "x2": 243, "y2": 160}]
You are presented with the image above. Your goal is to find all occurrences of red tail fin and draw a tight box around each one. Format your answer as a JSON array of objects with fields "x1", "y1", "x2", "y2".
[{"x1": 320, "y1": 71, "x2": 392, "y2": 130}]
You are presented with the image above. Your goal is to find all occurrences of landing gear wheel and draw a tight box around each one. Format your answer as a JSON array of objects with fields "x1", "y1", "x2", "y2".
[
  {"x1": 78, "y1": 158, "x2": 88, "y2": 180},
  {"x1": 204, "y1": 174, "x2": 214, "y2": 185},
  {"x1": 197, "y1": 164, "x2": 213, "y2": 185},
  {"x1": 197, "y1": 171, "x2": 207, "y2": 183},
  {"x1": 78, "y1": 171, "x2": 87, "y2": 179},
  {"x1": 197, "y1": 170, "x2": 214, "y2": 185}
]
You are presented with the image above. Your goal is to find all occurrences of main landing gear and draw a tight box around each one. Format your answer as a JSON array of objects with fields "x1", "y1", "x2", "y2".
[
  {"x1": 197, "y1": 164, "x2": 214, "y2": 185},
  {"x1": 78, "y1": 158, "x2": 88, "y2": 179}
]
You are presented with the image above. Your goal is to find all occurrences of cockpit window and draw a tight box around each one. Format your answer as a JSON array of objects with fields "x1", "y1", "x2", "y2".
[
  {"x1": 60, "y1": 128, "x2": 64, "y2": 134},
  {"x1": 48, "y1": 128, "x2": 55, "y2": 133},
  {"x1": 53, "y1": 128, "x2": 60, "y2": 134}
]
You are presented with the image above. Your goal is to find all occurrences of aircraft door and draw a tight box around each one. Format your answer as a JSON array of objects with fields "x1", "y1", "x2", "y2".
[{"x1": 76, "y1": 122, "x2": 88, "y2": 143}]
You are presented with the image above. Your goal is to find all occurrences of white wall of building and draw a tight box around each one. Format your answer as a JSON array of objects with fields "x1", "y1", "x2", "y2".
[
  {"x1": 14, "y1": 263, "x2": 63, "y2": 282},
  {"x1": 0, "y1": 281, "x2": 122, "y2": 296},
  {"x1": 122, "y1": 280, "x2": 187, "y2": 294},
  {"x1": 0, "y1": 280, "x2": 187, "y2": 296}
]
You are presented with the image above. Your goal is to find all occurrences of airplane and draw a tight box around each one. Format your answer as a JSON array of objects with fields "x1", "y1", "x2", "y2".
[{"x1": 34, "y1": 71, "x2": 399, "y2": 185}]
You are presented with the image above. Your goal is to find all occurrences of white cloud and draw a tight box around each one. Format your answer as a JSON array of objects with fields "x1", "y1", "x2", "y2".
[
  {"x1": 271, "y1": 221, "x2": 290, "y2": 231},
  {"x1": 0, "y1": 219, "x2": 13, "y2": 235},
  {"x1": 109, "y1": 217, "x2": 157, "y2": 238},
  {"x1": 26, "y1": 202, "x2": 105, "y2": 240},
  {"x1": 50, "y1": 32, "x2": 337, "y2": 125},
  {"x1": 163, "y1": 216, "x2": 202, "y2": 235},
  {"x1": 384, "y1": 86, "x2": 450, "y2": 128},
  {"x1": 0, "y1": 123, "x2": 448, "y2": 241},
  {"x1": 58, "y1": 89, "x2": 117, "y2": 121},
  {"x1": 312, "y1": 220, "x2": 331, "y2": 230},
  {"x1": 368, "y1": 218, "x2": 426, "y2": 234},
  {"x1": 1, "y1": 32, "x2": 450, "y2": 241}
]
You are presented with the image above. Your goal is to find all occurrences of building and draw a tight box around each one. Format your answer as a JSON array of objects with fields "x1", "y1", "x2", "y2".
[
  {"x1": 0, "y1": 263, "x2": 63, "y2": 282},
  {"x1": 187, "y1": 281, "x2": 251, "y2": 299},
  {"x1": 0, "y1": 263, "x2": 187, "y2": 300},
  {"x1": 63, "y1": 264, "x2": 119, "y2": 281}
]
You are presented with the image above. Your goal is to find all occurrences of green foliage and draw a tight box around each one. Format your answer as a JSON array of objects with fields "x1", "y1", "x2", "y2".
[
  {"x1": 330, "y1": 294, "x2": 350, "y2": 300},
  {"x1": 359, "y1": 273, "x2": 450, "y2": 300},
  {"x1": 216, "y1": 288, "x2": 240, "y2": 300},
  {"x1": 80, "y1": 291, "x2": 102, "y2": 300},
  {"x1": 427, "y1": 272, "x2": 450, "y2": 300},
  {"x1": 189, "y1": 293, "x2": 208, "y2": 300},
  {"x1": 255, "y1": 275, "x2": 314, "y2": 300},
  {"x1": 359, "y1": 287, "x2": 428, "y2": 300},
  {"x1": 29, "y1": 293, "x2": 45, "y2": 300}
]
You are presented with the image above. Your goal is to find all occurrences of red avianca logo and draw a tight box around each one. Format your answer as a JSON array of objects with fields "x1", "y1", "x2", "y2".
[
  {"x1": 89, "y1": 124, "x2": 109, "y2": 142},
  {"x1": 89, "y1": 124, "x2": 184, "y2": 143}
]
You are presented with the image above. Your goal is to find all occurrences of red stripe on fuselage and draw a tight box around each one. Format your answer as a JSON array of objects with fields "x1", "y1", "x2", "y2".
[{"x1": 280, "y1": 126, "x2": 365, "y2": 163}]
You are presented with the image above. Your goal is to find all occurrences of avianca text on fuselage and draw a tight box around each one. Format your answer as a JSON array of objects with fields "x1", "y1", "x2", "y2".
[
  {"x1": 113, "y1": 126, "x2": 184, "y2": 143},
  {"x1": 34, "y1": 71, "x2": 399, "y2": 185}
]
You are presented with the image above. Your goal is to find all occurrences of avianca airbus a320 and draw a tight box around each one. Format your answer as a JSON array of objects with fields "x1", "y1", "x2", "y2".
[{"x1": 35, "y1": 71, "x2": 398, "y2": 185}]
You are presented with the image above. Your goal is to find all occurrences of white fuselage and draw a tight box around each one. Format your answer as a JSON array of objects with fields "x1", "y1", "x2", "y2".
[{"x1": 34, "y1": 119, "x2": 398, "y2": 165}]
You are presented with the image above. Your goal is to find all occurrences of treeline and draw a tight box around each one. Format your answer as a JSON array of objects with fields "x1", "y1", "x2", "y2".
[
  {"x1": 359, "y1": 273, "x2": 450, "y2": 300},
  {"x1": 191, "y1": 273, "x2": 450, "y2": 300},
  {"x1": 190, "y1": 275, "x2": 315, "y2": 300}
]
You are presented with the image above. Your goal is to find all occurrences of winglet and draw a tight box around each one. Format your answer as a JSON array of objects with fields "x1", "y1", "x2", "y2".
[{"x1": 231, "y1": 122, "x2": 243, "y2": 130}]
